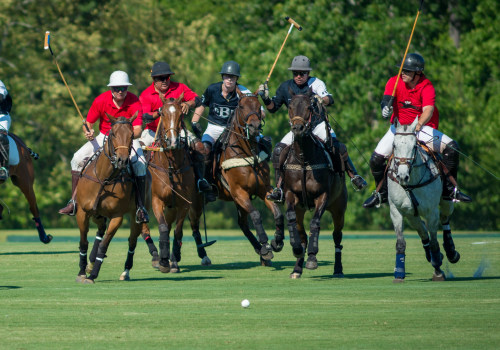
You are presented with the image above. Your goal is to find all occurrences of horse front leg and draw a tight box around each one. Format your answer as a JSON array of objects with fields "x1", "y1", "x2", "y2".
[
  {"x1": 427, "y1": 210, "x2": 445, "y2": 281},
  {"x1": 86, "y1": 216, "x2": 123, "y2": 284},
  {"x1": 440, "y1": 199, "x2": 460, "y2": 263},
  {"x1": 153, "y1": 196, "x2": 171, "y2": 273},
  {"x1": 119, "y1": 218, "x2": 146, "y2": 281},
  {"x1": 86, "y1": 216, "x2": 107, "y2": 274},
  {"x1": 75, "y1": 209, "x2": 90, "y2": 283},
  {"x1": 389, "y1": 205, "x2": 406, "y2": 282},
  {"x1": 170, "y1": 207, "x2": 188, "y2": 273},
  {"x1": 305, "y1": 193, "x2": 328, "y2": 271},
  {"x1": 264, "y1": 195, "x2": 285, "y2": 253},
  {"x1": 189, "y1": 200, "x2": 211, "y2": 266},
  {"x1": 329, "y1": 194, "x2": 346, "y2": 278}
]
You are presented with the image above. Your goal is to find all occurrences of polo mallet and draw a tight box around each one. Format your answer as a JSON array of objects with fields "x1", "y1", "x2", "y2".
[
  {"x1": 44, "y1": 31, "x2": 99, "y2": 150},
  {"x1": 197, "y1": 201, "x2": 216, "y2": 248},
  {"x1": 388, "y1": 0, "x2": 425, "y2": 107},
  {"x1": 265, "y1": 16, "x2": 303, "y2": 85}
]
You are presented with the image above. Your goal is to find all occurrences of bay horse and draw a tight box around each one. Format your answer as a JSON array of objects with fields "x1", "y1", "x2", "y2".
[
  {"x1": 388, "y1": 117, "x2": 460, "y2": 282},
  {"x1": 212, "y1": 88, "x2": 284, "y2": 265},
  {"x1": 148, "y1": 93, "x2": 210, "y2": 273},
  {"x1": 282, "y1": 91, "x2": 347, "y2": 278},
  {"x1": 75, "y1": 113, "x2": 156, "y2": 283},
  {"x1": 0, "y1": 133, "x2": 52, "y2": 244}
]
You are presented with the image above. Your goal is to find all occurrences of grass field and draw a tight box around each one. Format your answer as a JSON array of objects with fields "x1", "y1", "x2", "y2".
[{"x1": 1, "y1": 229, "x2": 499, "y2": 349}]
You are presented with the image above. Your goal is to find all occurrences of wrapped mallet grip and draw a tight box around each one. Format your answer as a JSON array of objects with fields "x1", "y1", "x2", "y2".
[
  {"x1": 44, "y1": 31, "x2": 50, "y2": 50},
  {"x1": 285, "y1": 16, "x2": 302, "y2": 31}
]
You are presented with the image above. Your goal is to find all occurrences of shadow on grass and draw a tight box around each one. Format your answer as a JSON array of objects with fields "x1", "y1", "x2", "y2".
[
  {"x1": 310, "y1": 272, "x2": 397, "y2": 280},
  {"x1": 0, "y1": 286, "x2": 22, "y2": 290},
  {"x1": 97, "y1": 276, "x2": 224, "y2": 283},
  {"x1": 413, "y1": 276, "x2": 500, "y2": 282},
  {"x1": 0, "y1": 250, "x2": 77, "y2": 256},
  {"x1": 171, "y1": 259, "x2": 333, "y2": 272}
]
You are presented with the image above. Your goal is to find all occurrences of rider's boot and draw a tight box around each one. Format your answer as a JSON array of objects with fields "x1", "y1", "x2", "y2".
[
  {"x1": 441, "y1": 141, "x2": 472, "y2": 203},
  {"x1": 135, "y1": 175, "x2": 150, "y2": 224},
  {"x1": 363, "y1": 153, "x2": 388, "y2": 208},
  {"x1": 0, "y1": 131, "x2": 9, "y2": 182},
  {"x1": 336, "y1": 141, "x2": 367, "y2": 191},
  {"x1": 266, "y1": 142, "x2": 286, "y2": 203},
  {"x1": 193, "y1": 140, "x2": 216, "y2": 203},
  {"x1": 59, "y1": 170, "x2": 80, "y2": 216}
]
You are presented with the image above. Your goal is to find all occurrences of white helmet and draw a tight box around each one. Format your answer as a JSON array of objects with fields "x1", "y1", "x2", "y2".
[{"x1": 107, "y1": 71, "x2": 133, "y2": 87}]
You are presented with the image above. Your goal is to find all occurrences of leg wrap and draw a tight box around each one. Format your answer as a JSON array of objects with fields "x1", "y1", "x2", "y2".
[
  {"x1": 249, "y1": 210, "x2": 267, "y2": 244},
  {"x1": 158, "y1": 224, "x2": 170, "y2": 261},
  {"x1": 394, "y1": 253, "x2": 405, "y2": 279},
  {"x1": 307, "y1": 218, "x2": 320, "y2": 256},
  {"x1": 89, "y1": 252, "x2": 106, "y2": 280},
  {"x1": 430, "y1": 248, "x2": 443, "y2": 269}
]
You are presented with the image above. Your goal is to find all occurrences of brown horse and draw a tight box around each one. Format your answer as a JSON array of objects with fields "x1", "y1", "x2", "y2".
[
  {"x1": 0, "y1": 133, "x2": 52, "y2": 243},
  {"x1": 212, "y1": 88, "x2": 284, "y2": 265},
  {"x1": 75, "y1": 113, "x2": 155, "y2": 283},
  {"x1": 282, "y1": 92, "x2": 347, "y2": 278},
  {"x1": 148, "y1": 94, "x2": 209, "y2": 273}
]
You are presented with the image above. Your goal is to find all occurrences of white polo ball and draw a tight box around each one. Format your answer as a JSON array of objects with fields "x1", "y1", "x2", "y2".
[{"x1": 241, "y1": 299, "x2": 250, "y2": 308}]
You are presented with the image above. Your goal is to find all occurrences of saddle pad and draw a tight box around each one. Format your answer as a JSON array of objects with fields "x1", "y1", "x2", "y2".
[{"x1": 221, "y1": 151, "x2": 269, "y2": 170}]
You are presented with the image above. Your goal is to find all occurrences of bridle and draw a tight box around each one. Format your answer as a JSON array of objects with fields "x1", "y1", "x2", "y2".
[
  {"x1": 104, "y1": 119, "x2": 133, "y2": 169},
  {"x1": 160, "y1": 101, "x2": 186, "y2": 149},
  {"x1": 289, "y1": 95, "x2": 313, "y2": 136},
  {"x1": 232, "y1": 95, "x2": 263, "y2": 139},
  {"x1": 392, "y1": 131, "x2": 418, "y2": 173}
]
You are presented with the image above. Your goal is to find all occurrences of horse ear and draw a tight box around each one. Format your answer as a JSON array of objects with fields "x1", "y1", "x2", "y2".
[
  {"x1": 393, "y1": 116, "x2": 400, "y2": 129},
  {"x1": 177, "y1": 92, "x2": 185, "y2": 104},
  {"x1": 130, "y1": 111, "x2": 138, "y2": 123},
  {"x1": 236, "y1": 86, "x2": 243, "y2": 98},
  {"x1": 107, "y1": 113, "x2": 116, "y2": 124},
  {"x1": 411, "y1": 116, "x2": 419, "y2": 131},
  {"x1": 307, "y1": 87, "x2": 314, "y2": 97},
  {"x1": 288, "y1": 87, "x2": 295, "y2": 97},
  {"x1": 160, "y1": 93, "x2": 167, "y2": 105}
]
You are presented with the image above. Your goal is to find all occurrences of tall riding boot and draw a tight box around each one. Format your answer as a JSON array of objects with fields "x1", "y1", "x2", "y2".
[
  {"x1": 363, "y1": 153, "x2": 388, "y2": 208},
  {"x1": 337, "y1": 141, "x2": 367, "y2": 191},
  {"x1": 0, "y1": 131, "x2": 9, "y2": 182},
  {"x1": 266, "y1": 142, "x2": 286, "y2": 203},
  {"x1": 193, "y1": 144, "x2": 216, "y2": 203},
  {"x1": 442, "y1": 141, "x2": 472, "y2": 202},
  {"x1": 135, "y1": 175, "x2": 150, "y2": 223},
  {"x1": 258, "y1": 135, "x2": 273, "y2": 158},
  {"x1": 59, "y1": 170, "x2": 80, "y2": 216}
]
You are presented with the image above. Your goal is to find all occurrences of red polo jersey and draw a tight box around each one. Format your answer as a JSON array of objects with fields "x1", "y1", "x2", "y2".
[
  {"x1": 86, "y1": 90, "x2": 143, "y2": 134},
  {"x1": 139, "y1": 81, "x2": 198, "y2": 132},
  {"x1": 384, "y1": 74, "x2": 439, "y2": 129}
]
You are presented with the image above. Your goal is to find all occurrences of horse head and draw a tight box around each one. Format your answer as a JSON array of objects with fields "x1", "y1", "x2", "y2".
[
  {"x1": 159, "y1": 92, "x2": 185, "y2": 150},
  {"x1": 288, "y1": 88, "x2": 313, "y2": 139},
  {"x1": 106, "y1": 112, "x2": 136, "y2": 170},
  {"x1": 234, "y1": 87, "x2": 263, "y2": 139},
  {"x1": 393, "y1": 117, "x2": 419, "y2": 186}
]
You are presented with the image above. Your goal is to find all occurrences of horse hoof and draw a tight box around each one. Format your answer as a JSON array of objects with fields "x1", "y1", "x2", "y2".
[
  {"x1": 271, "y1": 239, "x2": 284, "y2": 252},
  {"x1": 75, "y1": 275, "x2": 87, "y2": 283},
  {"x1": 201, "y1": 256, "x2": 212, "y2": 266},
  {"x1": 85, "y1": 263, "x2": 94, "y2": 274},
  {"x1": 290, "y1": 272, "x2": 301, "y2": 279},
  {"x1": 83, "y1": 278, "x2": 95, "y2": 284},
  {"x1": 159, "y1": 265, "x2": 170, "y2": 273},
  {"x1": 260, "y1": 257, "x2": 272, "y2": 267},
  {"x1": 260, "y1": 244, "x2": 274, "y2": 260},
  {"x1": 43, "y1": 235, "x2": 53, "y2": 244},
  {"x1": 305, "y1": 256, "x2": 318, "y2": 270},
  {"x1": 170, "y1": 266, "x2": 180, "y2": 273},
  {"x1": 447, "y1": 251, "x2": 460, "y2": 264},
  {"x1": 152, "y1": 255, "x2": 160, "y2": 269},
  {"x1": 393, "y1": 278, "x2": 405, "y2": 283},
  {"x1": 119, "y1": 271, "x2": 130, "y2": 281},
  {"x1": 332, "y1": 273, "x2": 344, "y2": 278},
  {"x1": 432, "y1": 271, "x2": 446, "y2": 281}
]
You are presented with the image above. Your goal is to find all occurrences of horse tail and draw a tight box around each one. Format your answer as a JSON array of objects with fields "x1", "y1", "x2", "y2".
[{"x1": 8, "y1": 132, "x2": 39, "y2": 160}]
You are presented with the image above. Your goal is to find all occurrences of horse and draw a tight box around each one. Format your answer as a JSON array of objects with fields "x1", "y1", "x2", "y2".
[
  {"x1": 388, "y1": 117, "x2": 460, "y2": 282},
  {"x1": 0, "y1": 133, "x2": 52, "y2": 244},
  {"x1": 212, "y1": 88, "x2": 284, "y2": 266},
  {"x1": 148, "y1": 93, "x2": 211, "y2": 273},
  {"x1": 282, "y1": 91, "x2": 347, "y2": 278},
  {"x1": 75, "y1": 113, "x2": 156, "y2": 283}
]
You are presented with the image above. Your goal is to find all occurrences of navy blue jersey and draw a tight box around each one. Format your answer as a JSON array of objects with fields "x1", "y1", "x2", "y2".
[
  {"x1": 201, "y1": 82, "x2": 251, "y2": 126},
  {"x1": 269, "y1": 77, "x2": 333, "y2": 128}
]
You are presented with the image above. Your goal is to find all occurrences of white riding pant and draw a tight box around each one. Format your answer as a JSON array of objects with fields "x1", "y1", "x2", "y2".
[
  {"x1": 71, "y1": 133, "x2": 146, "y2": 176},
  {"x1": 280, "y1": 121, "x2": 337, "y2": 145},
  {"x1": 141, "y1": 128, "x2": 197, "y2": 148},
  {"x1": 0, "y1": 113, "x2": 19, "y2": 166},
  {"x1": 202, "y1": 122, "x2": 267, "y2": 145},
  {"x1": 374, "y1": 124, "x2": 453, "y2": 157}
]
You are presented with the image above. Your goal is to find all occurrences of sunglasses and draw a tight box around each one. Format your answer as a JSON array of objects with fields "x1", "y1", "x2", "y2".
[
  {"x1": 154, "y1": 75, "x2": 171, "y2": 82},
  {"x1": 111, "y1": 86, "x2": 128, "y2": 92},
  {"x1": 293, "y1": 71, "x2": 308, "y2": 77},
  {"x1": 401, "y1": 69, "x2": 414, "y2": 75}
]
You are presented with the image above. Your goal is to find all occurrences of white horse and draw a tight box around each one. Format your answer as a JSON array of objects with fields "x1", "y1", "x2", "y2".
[{"x1": 388, "y1": 117, "x2": 459, "y2": 282}]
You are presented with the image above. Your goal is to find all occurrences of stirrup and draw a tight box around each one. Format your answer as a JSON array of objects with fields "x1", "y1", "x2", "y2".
[
  {"x1": 350, "y1": 175, "x2": 367, "y2": 191},
  {"x1": 135, "y1": 207, "x2": 149, "y2": 224},
  {"x1": 266, "y1": 188, "x2": 284, "y2": 203},
  {"x1": 58, "y1": 199, "x2": 76, "y2": 216},
  {"x1": 0, "y1": 167, "x2": 8, "y2": 181},
  {"x1": 197, "y1": 178, "x2": 211, "y2": 193},
  {"x1": 451, "y1": 187, "x2": 472, "y2": 203},
  {"x1": 363, "y1": 191, "x2": 382, "y2": 209}
]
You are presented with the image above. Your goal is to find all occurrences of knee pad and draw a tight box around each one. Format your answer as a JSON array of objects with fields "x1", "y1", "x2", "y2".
[
  {"x1": 272, "y1": 142, "x2": 287, "y2": 165},
  {"x1": 369, "y1": 153, "x2": 387, "y2": 172}
]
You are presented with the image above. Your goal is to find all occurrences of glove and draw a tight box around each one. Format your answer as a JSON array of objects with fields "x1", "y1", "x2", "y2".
[
  {"x1": 313, "y1": 94, "x2": 323, "y2": 106},
  {"x1": 191, "y1": 121, "x2": 203, "y2": 139},
  {"x1": 382, "y1": 105, "x2": 393, "y2": 119},
  {"x1": 142, "y1": 113, "x2": 156, "y2": 124},
  {"x1": 258, "y1": 83, "x2": 269, "y2": 99},
  {"x1": 181, "y1": 102, "x2": 190, "y2": 114}
]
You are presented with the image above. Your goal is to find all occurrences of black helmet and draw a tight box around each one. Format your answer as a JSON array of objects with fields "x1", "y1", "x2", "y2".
[
  {"x1": 400, "y1": 53, "x2": 425, "y2": 72},
  {"x1": 219, "y1": 61, "x2": 240, "y2": 77},
  {"x1": 151, "y1": 61, "x2": 175, "y2": 76}
]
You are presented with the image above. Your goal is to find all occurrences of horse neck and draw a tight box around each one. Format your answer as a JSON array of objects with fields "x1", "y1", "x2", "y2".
[
  {"x1": 227, "y1": 117, "x2": 254, "y2": 156},
  {"x1": 95, "y1": 142, "x2": 118, "y2": 179},
  {"x1": 291, "y1": 134, "x2": 316, "y2": 162},
  {"x1": 405, "y1": 146, "x2": 435, "y2": 185}
]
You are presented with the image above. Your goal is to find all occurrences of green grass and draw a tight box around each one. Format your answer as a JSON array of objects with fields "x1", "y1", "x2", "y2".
[{"x1": 0, "y1": 230, "x2": 499, "y2": 349}]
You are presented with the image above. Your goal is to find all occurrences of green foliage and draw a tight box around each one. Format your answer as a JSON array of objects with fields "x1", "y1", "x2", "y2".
[{"x1": 0, "y1": 0, "x2": 498, "y2": 230}]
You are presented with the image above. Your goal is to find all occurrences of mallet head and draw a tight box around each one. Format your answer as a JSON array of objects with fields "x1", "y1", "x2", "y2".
[{"x1": 285, "y1": 16, "x2": 303, "y2": 31}]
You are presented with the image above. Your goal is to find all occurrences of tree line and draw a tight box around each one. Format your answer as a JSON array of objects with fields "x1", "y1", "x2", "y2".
[{"x1": 0, "y1": 0, "x2": 498, "y2": 230}]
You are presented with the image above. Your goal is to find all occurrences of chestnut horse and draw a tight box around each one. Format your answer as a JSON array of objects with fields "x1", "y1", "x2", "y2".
[
  {"x1": 282, "y1": 92, "x2": 347, "y2": 278},
  {"x1": 75, "y1": 114, "x2": 155, "y2": 283},
  {"x1": 212, "y1": 89, "x2": 284, "y2": 265},
  {"x1": 0, "y1": 133, "x2": 52, "y2": 243},
  {"x1": 148, "y1": 94, "x2": 209, "y2": 273}
]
